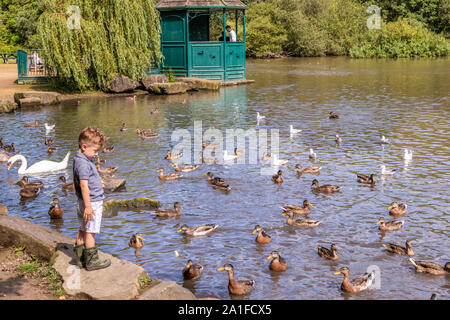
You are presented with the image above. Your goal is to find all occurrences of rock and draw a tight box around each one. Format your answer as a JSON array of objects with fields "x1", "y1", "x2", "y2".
[
  {"x1": 14, "y1": 91, "x2": 60, "y2": 106},
  {"x1": 103, "y1": 176, "x2": 126, "y2": 192},
  {"x1": 52, "y1": 243, "x2": 149, "y2": 300},
  {"x1": 0, "y1": 203, "x2": 7, "y2": 216},
  {"x1": 138, "y1": 280, "x2": 197, "y2": 300},
  {"x1": 0, "y1": 98, "x2": 18, "y2": 113},
  {"x1": 148, "y1": 82, "x2": 190, "y2": 95},
  {"x1": 0, "y1": 216, "x2": 74, "y2": 261},
  {"x1": 19, "y1": 97, "x2": 41, "y2": 107},
  {"x1": 177, "y1": 77, "x2": 221, "y2": 91},
  {"x1": 103, "y1": 197, "x2": 160, "y2": 214},
  {"x1": 140, "y1": 74, "x2": 168, "y2": 90},
  {"x1": 108, "y1": 75, "x2": 139, "y2": 93}
]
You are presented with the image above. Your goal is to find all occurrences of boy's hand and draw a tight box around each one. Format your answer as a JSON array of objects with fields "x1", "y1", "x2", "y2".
[{"x1": 83, "y1": 206, "x2": 95, "y2": 222}]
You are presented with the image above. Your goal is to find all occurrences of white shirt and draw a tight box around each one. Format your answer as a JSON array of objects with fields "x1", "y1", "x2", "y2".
[{"x1": 229, "y1": 29, "x2": 236, "y2": 42}]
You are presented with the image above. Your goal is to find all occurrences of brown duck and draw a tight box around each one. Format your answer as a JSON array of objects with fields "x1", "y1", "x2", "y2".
[
  {"x1": 183, "y1": 260, "x2": 203, "y2": 280},
  {"x1": 311, "y1": 179, "x2": 340, "y2": 193},
  {"x1": 280, "y1": 200, "x2": 313, "y2": 215},
  {"x1": 267, "y1": 251, "x2": 287, "y2": 271},
  {"x1": 48, "y1": 198, "x2": 64, "y2": 219},
  {"x1": 252, "y1": 225, "x2": 271, "y2": 244},
  {"x1": 316, "y1": 244, "x2": 339, "y2": 261},
  {"x1": 59, "y1": 176, "x2": 75, "y2": 191},
  {"x1": 217, "y1": 264, "x2": 255, "y2": 295},
  {"x1": 388, "y1": 202, "x2": 407, "y2": 216},
  {"x1": 376, "y1": 218, "x2": 404, "y2": 231},
  {"x1": 333, "y1": 267, "x2": 375, "y2": 293},
  {"x1": 154, "y1": 202, "x2": 182, "y2": 217},
  {"x1": 272, "y1": 170, "x2": 284, "y2": 184},
  {"x1": 382, "y1": 240, "x2": 414, "y2": 256},
  {"x1": 282, "y1": 211, "x2": 321, "y2": 227},
  {"x1": 409, "y1": 258, "x2": 450, "y2": 275}
]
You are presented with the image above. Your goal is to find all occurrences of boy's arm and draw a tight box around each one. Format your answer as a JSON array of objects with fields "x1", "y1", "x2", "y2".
[{"x1": 80, "y1": 179, "x2": 95, "y2": 221}]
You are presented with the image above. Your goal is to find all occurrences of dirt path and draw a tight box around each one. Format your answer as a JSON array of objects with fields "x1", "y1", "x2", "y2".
[{"x1": 0, "y1": 245, "x2": 69, "y2": 300}]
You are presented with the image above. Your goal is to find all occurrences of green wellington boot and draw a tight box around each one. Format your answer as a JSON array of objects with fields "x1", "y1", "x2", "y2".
[
  {"x1": 83, "y1": 246, "x2": 111, "y2": 271},
  {"x1": 73, "y1": 244, "x2": 86, "y2": 268}
]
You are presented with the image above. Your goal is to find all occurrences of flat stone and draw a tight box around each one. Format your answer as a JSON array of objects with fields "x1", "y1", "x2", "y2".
[
  {"x1": 177, "y1": 77, "x2": 221, "y2": 90},
  {"x1": 148, "y1": 82, "x2": 189, "y2": 95},
  {"x1": 19, "y1": 97, "x2": 41, "y2": 107},
  {"x1": 14, "y1": 91, "x2": 60, "y2": 106},
  {"x1": 103, "y1": 176, "x2": 126, "y2": 192},
  {"x1": 103, "y1": 197, "x2": 160, "y2": 213},
  {"x1": 0, "y1": 98, "x2": 18, "y2": 113},
  {"x1": 0, "y1": 216, "x2": 74, "y2": 261},
  {"x1": 52, "y1": 243, "x2": 149, "y2": 300},
  {"x1": 141, "y1": 74, "x2": 168, "y2": 90},
  {"x1": 0, "y1": 203, "x2": 7, "y2": 216},
  {"x1": 108, "y1": 75, "x2": 139, "y2": 93},
  {"x1": 138, "y1": 280, "x2": 197, "y2": 300}
]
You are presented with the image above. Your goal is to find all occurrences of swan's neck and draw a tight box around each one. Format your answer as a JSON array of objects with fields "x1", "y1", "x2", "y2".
[{"x1": 15, "y1": 155, "x2": 27, "y2": 174}]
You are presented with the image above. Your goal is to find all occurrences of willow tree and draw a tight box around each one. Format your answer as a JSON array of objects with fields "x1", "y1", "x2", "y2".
[{"x1": 37, "y1": 0, "x2": 161, "y2": 91}]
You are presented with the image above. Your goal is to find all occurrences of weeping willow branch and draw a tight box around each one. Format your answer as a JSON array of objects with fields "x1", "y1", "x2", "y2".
[{"x1": 37, "y1": 0, "x2": 161, "y2": 91}]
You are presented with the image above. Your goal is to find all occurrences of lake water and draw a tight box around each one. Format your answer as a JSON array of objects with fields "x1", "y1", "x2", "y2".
[{"x1": 1, "y1": 57, "x2": 449, "y2": 300}]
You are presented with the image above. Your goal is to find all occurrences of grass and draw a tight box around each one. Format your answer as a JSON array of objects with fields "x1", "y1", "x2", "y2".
[
  {"x1": 138, "y1": 276, "x2": 152, "y2": 289},
  {"x1": 15, "y1": 247, "x2": 67, "y2": 298}
]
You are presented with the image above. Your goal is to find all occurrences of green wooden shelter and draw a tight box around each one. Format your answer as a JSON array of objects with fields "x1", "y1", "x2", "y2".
[{"x1": 156, "y1": 0, "x2": 248, "y2": 81}]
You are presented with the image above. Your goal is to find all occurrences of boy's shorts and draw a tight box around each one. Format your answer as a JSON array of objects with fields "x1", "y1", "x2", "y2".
[{"x1": 77, "y1": 199, "x2": 103, "y2": 234}]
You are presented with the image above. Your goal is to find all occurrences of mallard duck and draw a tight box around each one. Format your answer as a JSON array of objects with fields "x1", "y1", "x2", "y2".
[
  {"x1": 154, "y1": 202, "x2": 182, "y2": 217},
  {"x1": 103, "y1": 146, "x2": 115, "y2": 153},
  {"x1": 205, "y1": 172, "x2": 224, "y2": 184},
  {"x1": 272, "y1": 170, "x2": 284, "y2": 184},
  {"x1": 335, "y1": 134, "x2": 342, "y2": 145},
  {"x1": 333, "y1": 267, "x2": 375, "y2": 293},
  {"x1": 311, "y1": 179, "x2": 340, "y2": 193},
  {"x1": 171, "y1": 163, "x2": 199, "y2": 172},
  {"x1": 136, "y1": 128, "x2": 152, "y2": 136},
  {"x1": 205, "y1": 172, "x2": 231, "y2": 191},
  {"x1": 376, "y1": 218, "x2": 404, "y2": 231},
  {"x1": 16, "y1": 181, "x2": 40, "y2": 198},
  {"x1": 292, "y1": 164, "x2": 321, "y2": 174},
  {"x1": 280, "y1": 199, "x2": 313, "y2": 215},
  {"x1": 309, "y1": 148, "x2": 317, "y2": 161},
  {"x1": 234, "y1": 147, "x2": 243, "y2": 156},
  {"x1": 282, "y1": 211, "x2": 321, "y2": 227},
  {"x1": 156, "y1": 168, "x2": 182, "y2": 180},
  {"x1": 120, "y1": 123, "x2": 127, "y2": 132},
  {"x1": 126, "y1": 95, "x2": 136, "y2": 101},
  {"x1": 409, "y1": 258, "x2": 450, "y2": 275},
  {"x1": 96, "y1": 164, "x2": 118, "y2": 175},
  {"x1": 252, "y1": 225, "x2": 272, "y2": 243},
  {"x1": 128, "y1": 233, "x2": 145, "y2": 249},
  {"x1": 388, "y1": 202, "x2": 407, "y2": 216},
  {"x1": 3, "y1": 143, "x2": 15, "y2": 153},
  {"x1": 24, "y1": 120, "x2": 39, "y2": 127},
  {"x1": 20, "y1": 176, "x2": 44, "y2": 189},
  {"x1": 48, "y1": 198, "x2": 64, "y2": 219},
  {"x1": 329, "y1": 112, "x2": 339, "y2": 119},
  {"x1": 150, "y1": 108, "x2": 159, "y2": 115},
  {"x1": 177, "y1": 224, "x2": 218, "y2": 236},
  {"x1": 356, "y1": 173, "x2": 375, "y2": 185},
  {"x1": 140, "y1": 132, "x2": 159, "y2": 140},
  {"x1": 317, "y1": 244, "x2": 339, "y2": 261},
  {"x1": 183, "y1": 260, "x2": 203, "y2": 280},
  {"x1": 164, "y1": 151, "x2": 181, "y2": 160},
  {"x1": 47, "y1": 146, "x2": 57, "y2": 153},
  {"x1": 217, "y1": 264, "x2": 255, "y2": 295},
  {"x1": 382, "y1": 240, "x2": 414, "y2": 256},
  {"x1": 267, "y1": 251, "x2": 287, "y2": 271},
  {"x1": 44, "y1": 138, "x2": 54, "y2": 146},
  {"x1": 58, "y1": 176, "x2": 75, "y2": 191}
]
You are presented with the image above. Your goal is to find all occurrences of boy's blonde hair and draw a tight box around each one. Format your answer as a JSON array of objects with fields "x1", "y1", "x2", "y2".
[{"x1": 78, "y1": 126, "x2": 106, "y2": 148}]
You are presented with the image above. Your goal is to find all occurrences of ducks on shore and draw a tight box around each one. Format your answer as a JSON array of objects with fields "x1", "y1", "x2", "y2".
[
  {"x1": 252, "y1": 225, "x2": 272, "y2": 243},
  {"x1": 333, "y1": 267, "x2": 375, "y2": 293},
  {"x1": 217, "y1": 264, "x2": 255, "y2": 295}
]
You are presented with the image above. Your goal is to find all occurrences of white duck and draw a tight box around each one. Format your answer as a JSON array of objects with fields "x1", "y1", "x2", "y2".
[
  {"x1": 290, "y1": 125, "x2": 302, "y2": 135},
  {"x1": 380, "y1": 135, "x2": 390, "y2": 144},
  {"x1": 404, "y1": 149, "x2": 413, "y2": 161},
  {"x1": 7, "y1": 152, "x2": 70, "y2": 174},
  {"x1": 45, "y1": 123, "x2": 55, "y2": 131},
  {"x1": 272, "y1": 154, "x2": 288, "y2": 166},
  {"x1": 309, "y1": 148, "x2": 317, "y2": 161},
  {"x1": 223, "y1": 150, "x2": 238, "y2": 161},
  {"x1": 381, "y1": 165, "x2": 396, "y2": 175}
]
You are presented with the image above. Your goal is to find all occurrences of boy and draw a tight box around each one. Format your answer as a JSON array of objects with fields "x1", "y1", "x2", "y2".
[{"x1": 73, "y1": 126, "x2": 110, "y2": 271}]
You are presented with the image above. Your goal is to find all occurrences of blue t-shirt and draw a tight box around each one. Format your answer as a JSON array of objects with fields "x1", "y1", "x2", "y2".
[{"x1": 73, "y1": 151, "x2": 104, "y2": 202}]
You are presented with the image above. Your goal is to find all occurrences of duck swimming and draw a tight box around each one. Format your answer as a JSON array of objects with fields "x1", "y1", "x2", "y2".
[
  {"x1": 280, "y1": 200, "x2": 313, "y2": 215},
  {"x1": 388, "y1": 202, "x2": 407, "y2": 216},
  {"x1": 311, "y1": 179, "x2": 340, "y2": 193},
  {"x1": 217, "y1": 264, "x2": 255, "y2": 295},
  {"x1": 58, "y1": 176, "x2": 75, "y2": 191},
  {"x1": 177, "y1": 224, "x2": 218, "y2": 236},
  {"x1": 171, "y1": 163, "x2": 199, "y2": 172},
  {"x1": 154, "y1": 202, "x2": 183, "y2": 217},
  {"x1": 252, "y1": 225, "x2": 272, "y2": 243},
  {"x1": 329, "y1": 112, "x2": 339, "y2": 119},
  {"x1": 20, "y1": 176, "x2": 44, "y2": 189},
  {"x1": 156, "y1": 168, "x2": 182, "y2": 180},
  {"x1": 316, "y1": 244, "x2": 339, "y2": 261},
  {"x1": 48, "y1": 198, "x2": 64, "y2": 219},
  {"x1": 272, "y1": 170, "x2": 284, "y2": 184},
  {"x1": 409, "y1": 258, "x2": 450, "y2": 275},
  {"x1": 267, "y1": 251, "x2": 287, "y2": 271},
  {"x1": 292, "y1": 164, "x2": 321, "y2": 174},
  {"x1": 183, "y1": 260, "x2": 203, "y2": 280},
  {"x1": 356, "y1": 173, "x2": 375, "y2": 185},
  {"x1": 333, "y1": 267, "x2": 375, "y2": 293},
  {"x1": 16, "y1": 181, "x2": 40, "y2": 198},
  {"x1": 24, "y1": 120, "x2": 39, "y2": 127},
  {"x1": 382, "y1": 240, "x2": 414, "y2": 256},
  {"x1": 282, "y1": 211, "x2": 321, "y2": 227},
  {"x1": 128, "y1": 233, "x2": 145, "y2": 249},
  {"x1": 376, "y1": 218, "x2": 404, "y2": 231}
]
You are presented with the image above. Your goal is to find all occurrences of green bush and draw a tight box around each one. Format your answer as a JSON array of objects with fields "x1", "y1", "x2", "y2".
[{"x1": 350, "y1": 17, "x2": 450, "y2": 58}]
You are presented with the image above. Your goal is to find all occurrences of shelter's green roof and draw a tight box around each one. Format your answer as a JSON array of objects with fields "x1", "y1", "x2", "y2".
[{"x1": 156, "y1": 0, "x2": 248, "y2": 10}]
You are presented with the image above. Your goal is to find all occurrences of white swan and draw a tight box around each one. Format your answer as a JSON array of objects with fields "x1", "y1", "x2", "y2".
[
  {"x1": 309, "y1": 148, "x2": 317, "y2": 161},
  {"x1": 272, "y1": 154, "x2": 288, "y2": 166},
  {"x1": 223, "y1": 150, "x2": 238, "y2": 161},
  {"x1": 404, "y1": 149, "x2": 413, "y2": 161},
  {"x1": 7, "y1": 152, "x2": 70, "y2": 174},
  {"x1": 45, "y1": 123, "x2": 55, "y2": 131},
  {"x1": 290, "y1": 125, "x2": 302, "y2": 135},
  {"x1": 380, "y1": 165, "x2": 396, "y2": 175}
]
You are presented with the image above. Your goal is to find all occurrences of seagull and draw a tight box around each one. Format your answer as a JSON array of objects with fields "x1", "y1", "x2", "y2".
[
  {"x1": 44, "y1": 123, "x2": 55, "y2": 131},
  {"x1": 256, "y1": 112, "x2": 265, "y2": 123},
  {"x1": 272, "y1": 154, "x2": 288, "y2": 166},
  {"x1": 380, "y1": 136, "x2": 390, "y2": 144},
  {"x1": 223, "y1": 150, "x2": 238, "y2": 161},
  {"x1": 404, "y1": 149, "x2": 413, "y2": 161},
  {"x1": 335, "y1": 134, "x2": 342, "y2": 145},
  {"x1": 290, "y1": 125, "x2": 302, "y2": 135},
  {"x1": 309, "y1": 148, "x2": 317, "y2": 161},
  {"x1": 380, "y1": 165, "x2": 396, "y2": 175}
]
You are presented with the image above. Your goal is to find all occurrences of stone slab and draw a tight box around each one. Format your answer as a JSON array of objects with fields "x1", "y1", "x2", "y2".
[
  {"x1": 19, "y1": 97, "x2": 41, "y2": 107},
  {"x1": 177, "y1": 77, "x2": 221, "y2": 91},
  {"x1": 141, "y1": 74, "x2": 168, "y2": 90},
  {"x1": 148, "y1": 82, "x2": 190, "y2": 95},
  {"x1": 103, "y1": 176, "x2": 126, "y2": 192},
  {"x1": 0, "y1": 203, "x2": 7, "y2": 216},
  {"x1": 14, "y1": 91, "x2": 60, "y2": 106},
  {"x1": 138, "y1": 280, "x2": 197, "y2": 300}
]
